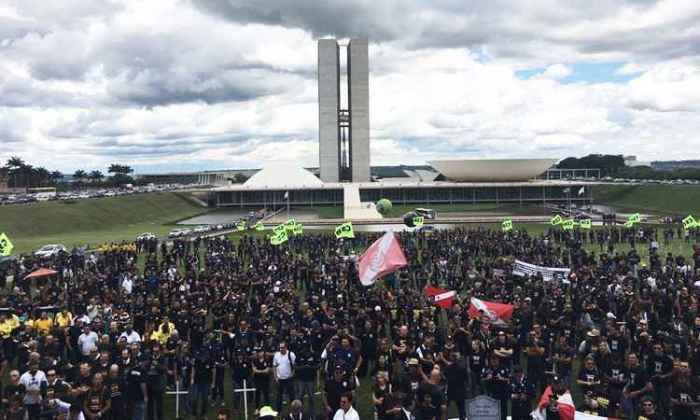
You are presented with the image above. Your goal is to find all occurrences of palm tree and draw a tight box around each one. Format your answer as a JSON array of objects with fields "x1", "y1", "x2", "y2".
[
  {"x1": 49, "y1": 171, "x2": 63, "y2": 184},
  {"x1": 5, "y1": 156, "x2": 25, "y2": 187},
  {"x1": 35, "y1": 167, "x2": 50, "y2": 186},
  {"x1": 73, "y1": 170, "x2": 87, "y2": 185},
  {"x1": 89, "y1": 170, "x2": 104, "y2": 183}
]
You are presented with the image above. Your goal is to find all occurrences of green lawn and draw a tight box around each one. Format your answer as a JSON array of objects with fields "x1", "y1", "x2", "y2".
[
  {"x1": 593, "y1": 184, "x2": 700, "y2": 215},
  {"x1": 0, "y1": 192, "x2": 205, "y2": 254}
]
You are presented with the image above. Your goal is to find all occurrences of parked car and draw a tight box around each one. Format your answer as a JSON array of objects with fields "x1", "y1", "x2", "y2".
[
  {"x1": 34, "y1": 244, "x2": 67, "y2": 258},
  {"x1": 193, "y1": 225, "x2": 210, "y2": 234},
  {"x1": 136, "y1": 232, "x2": 157, "y2": 241},
  {"x1": 168, "y1": 228, "x2": 191, "y2": 238}
]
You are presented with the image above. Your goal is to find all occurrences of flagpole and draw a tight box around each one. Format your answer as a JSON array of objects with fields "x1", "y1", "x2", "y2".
[{"x1": 286, "y1": 192, "x2": 290, "y2": 219}]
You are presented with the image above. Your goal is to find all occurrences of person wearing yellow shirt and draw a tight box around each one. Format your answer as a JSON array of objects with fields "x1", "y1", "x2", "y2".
[
  {"x1": 55, "y1": 309, "x2": 73, "y2": 328},
  {"x1": 0, "y1": 313, "x2": 14, "y2": 338},
  {"x1": 35, "y1": 312, "x2": 54, "y2": 335}
]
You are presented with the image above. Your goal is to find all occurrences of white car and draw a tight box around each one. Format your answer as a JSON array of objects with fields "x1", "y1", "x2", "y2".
[
  {"x1": 193, "y1": 225, "x2": 210, "y2": 234},
  {"x1": 168, "y1": 228, "x2": 191, "y2": 238},
  {"x1": 34, "y1": 244, "x2": 67, "y2": 258},
  {"x1": 136, "y1": 233, "x2": 157, "y2": 241}
]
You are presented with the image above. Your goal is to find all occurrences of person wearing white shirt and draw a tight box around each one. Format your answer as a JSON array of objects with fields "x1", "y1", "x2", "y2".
[
  {"x1": 119, "y1": 324, "x2": 142, "y2": 344},
  {"x1": 122, "y1": 275, "x2": 133, "y2": 294},
  {"x1": 333, "y1": 393, "x2": 360, "y2": 420},
  {"x1": 77, "y1": 325, "x2": 99, "y2": 356},
  {"x1": 20, "y1": 362, "x2": 48, "y2": 418},
  {"x1": 272, "y1": 341, "x2": 296, "y2": 410}
]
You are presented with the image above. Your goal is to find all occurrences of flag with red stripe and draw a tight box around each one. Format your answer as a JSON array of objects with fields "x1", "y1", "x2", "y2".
[
  {"x1": 467, "y1": 297, "x2": 514, "y2": 325},
  {"x1": 424, "y1": 286, "x2": 457, "y2": 309},
  {"x1": 531, "y1": 386, "x2": 575, "y2": 420}
]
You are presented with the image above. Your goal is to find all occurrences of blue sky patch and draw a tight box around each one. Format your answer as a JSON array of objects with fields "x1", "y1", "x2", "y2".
[{"x1": 516, "y1": 62, "x2": 642, "y2": 84}]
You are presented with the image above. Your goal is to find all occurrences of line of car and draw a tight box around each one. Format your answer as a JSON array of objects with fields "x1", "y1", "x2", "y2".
[{"x1": 0, "y1": 183, "x2": 199, "y2": 206}]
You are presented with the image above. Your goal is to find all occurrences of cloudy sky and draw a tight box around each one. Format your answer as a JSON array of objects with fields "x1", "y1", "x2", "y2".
[{"x1": 1, "y1": 0, "x2": 699, "y2": 174}]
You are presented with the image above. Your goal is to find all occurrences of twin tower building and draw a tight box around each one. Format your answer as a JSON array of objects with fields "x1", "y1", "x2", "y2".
[{"x1": 318, "y1": 39, "x2": 370, "y2": 183}]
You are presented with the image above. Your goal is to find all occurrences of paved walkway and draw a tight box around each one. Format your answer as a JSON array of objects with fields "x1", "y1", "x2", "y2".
[{"x1": 343, "y1": 184, "x2": 383, "y2": 220}]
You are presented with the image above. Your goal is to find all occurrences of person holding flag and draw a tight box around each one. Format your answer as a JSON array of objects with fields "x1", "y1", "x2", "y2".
[{"x1": 357, "y1": 232, "x2": 408, "y2": 287}]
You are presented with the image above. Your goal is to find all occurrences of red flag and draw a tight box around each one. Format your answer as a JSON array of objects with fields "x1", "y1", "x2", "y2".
[
  {"x1": 424, "y1": 286, "x2": 457, "y2": 309},
  {"x1": 467, "y1": 298, "x2": 514, "y2": 325},
  {"x1": 357, "y1": 232, "x2": 408, "y2": 286},
  {"x1": 531, "y1": 386, "x2": 575, "y2": 420}
]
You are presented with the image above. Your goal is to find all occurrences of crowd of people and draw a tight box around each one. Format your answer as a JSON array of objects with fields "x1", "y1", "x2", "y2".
[{"x1": 0, "y1": 223, "x2": 699, "y2": 420}]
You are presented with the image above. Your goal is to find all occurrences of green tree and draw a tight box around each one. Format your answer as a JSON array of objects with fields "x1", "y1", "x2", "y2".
[
  {"x1": 49, "y1": 171, "x2": 63, "y2": 184},
  {"x1": 89, "y1": 170, "x2": 104, "y2": 183},
  {"x1": 73, "y1": 169, "x2": 87, "y2": 185}
]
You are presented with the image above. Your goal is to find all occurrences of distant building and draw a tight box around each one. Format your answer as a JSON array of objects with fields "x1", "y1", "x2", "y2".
[{"x1": 318, "y1": 39, "x2": 370, "y2": 183}]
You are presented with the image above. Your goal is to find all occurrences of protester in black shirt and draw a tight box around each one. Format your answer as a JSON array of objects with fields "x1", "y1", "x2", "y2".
[
  {"x1": 509, "y1": 366, "x2": 534, "y2": 420},
  {"x1": 295, "y1": 348, "x2": 319, "y2": 418},
  {"x1": 105, "y1": 365, "x2": 125, "y2": 420},
  {"x1": 252, "y1": 348, "x2": 272, "y2": 409},
  {"x1": 441, "y1": 350, "x2": 467, "y2": 420},
  {"x1": 146, "y1": 345, "x2": 167, "y2": 420},
  {"x1": 126, "y1": 357, "x2": 148, "y2": 420}
]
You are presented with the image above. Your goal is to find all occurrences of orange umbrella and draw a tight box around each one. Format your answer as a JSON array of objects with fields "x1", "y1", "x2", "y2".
[{"x1": 24, "y1": 267, "x2": 58, "y2": 279}]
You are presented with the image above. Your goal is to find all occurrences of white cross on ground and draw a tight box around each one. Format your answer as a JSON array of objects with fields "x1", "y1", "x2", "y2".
[
  {"x1": 234, "y1": 379, "x2": 257, "y2": 420},
  {"x1": 165, "y1": 380, "x2": 190, "y2": 418}
]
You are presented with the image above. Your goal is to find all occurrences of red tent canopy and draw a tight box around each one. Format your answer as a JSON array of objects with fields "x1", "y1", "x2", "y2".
[{"x1": 24, "y1": 268, "x2": 58, "y2": 279}]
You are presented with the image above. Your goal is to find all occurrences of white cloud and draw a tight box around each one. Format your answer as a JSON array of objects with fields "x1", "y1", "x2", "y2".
[
  {"x1": 541, "y1": 64, "x2": 573, "y2": 80},
  {"x1": 0, "y1": 0, "x2": 699, "y2": 173}
]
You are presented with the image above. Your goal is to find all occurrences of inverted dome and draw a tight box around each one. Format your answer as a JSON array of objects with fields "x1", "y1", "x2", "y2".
[
  {"x1": 243, "y1": 163, "x2": 323, "y2": 188},
  {"x1": 429, "y1": 159, "x2": 557, "y2": 182}
]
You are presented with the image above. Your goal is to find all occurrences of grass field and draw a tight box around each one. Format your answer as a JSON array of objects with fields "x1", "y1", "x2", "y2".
[
  {"x1": 0, "y1": 192, "x2": 205, "y2": 254},
  {"x1": 593, "y1": 183, "x2": 700, "y2": 215}
]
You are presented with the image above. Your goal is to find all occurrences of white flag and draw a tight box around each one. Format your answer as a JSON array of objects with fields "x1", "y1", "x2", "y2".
[
  {"x1": 578, "y1": 186, "x2": 585, "y2": 196},
  {"x1": 284, "y1": 191, "x2": 289, "y2": 200}
]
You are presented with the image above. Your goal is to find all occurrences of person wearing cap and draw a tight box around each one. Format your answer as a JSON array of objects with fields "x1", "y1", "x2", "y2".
[
  {"x1": 324, "y1": 365, "x2": 354, "y2": 419},
  {"x1": 19, "y1": 360, "x2": 47, "y2": 419},
  {"x1": 332, "y1": 392, "x2": 359, "y2": 420},
  {"x1": 258, "y1": 405, "x2": 279, "y2": 419}
]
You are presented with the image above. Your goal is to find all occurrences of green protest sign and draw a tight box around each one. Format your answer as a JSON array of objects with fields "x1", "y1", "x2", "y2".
[
  {"x1": 292, "y1": 223, "x2": 303, "y2": 235},
  {"x1": 236, "y1": 221, "x2": 247, "y2": 231},
  {"x1": 284, "y1": 219, "x2": 297, "y2": 233},
  {"x1": 551, "y1": 215, "x2": 563, "y2": 225},
  {"x1": 335, "y1": 222, "x2": 355, "y2": 239},
  {"x1": 562, "y1": 219, "x2": 575, "y2": 230},
  {"x1": 254, "y1": 221, "x2": 265, "y2": 231},
  {"x1": 270, "y1": 229, "x2": 288, "y2": 245},
  {"x1": 682, "y1": 215, "x2": 697, "y2": 230},
  {"x1": 628, "y1": 213, "x2": 641, "y2": 224},
  {"x1": 501, "y1": 218, "x2": 513, "y2": 232},
  {"x1": 624, "y1": 220, "x2": 634, "y2": 228},
  {"x1": 579, "y1": 219, "x2": 592, "y2": 229},
  {"x1": 413, "y1": 216, "x2": 425, "y2": 228},
  {"x1": 0, "y1": 233, "x2": 13, "y2": 257}
]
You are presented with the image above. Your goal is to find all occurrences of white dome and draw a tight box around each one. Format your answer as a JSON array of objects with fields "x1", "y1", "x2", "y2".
[{"x1": 243, "y1": 163, "x2": 323, "y2": 188}]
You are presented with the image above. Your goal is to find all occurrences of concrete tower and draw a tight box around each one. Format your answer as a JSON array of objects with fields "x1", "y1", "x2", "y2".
[{"x1": 318, "y1": 39, "x2": 370, "y2": 183}]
